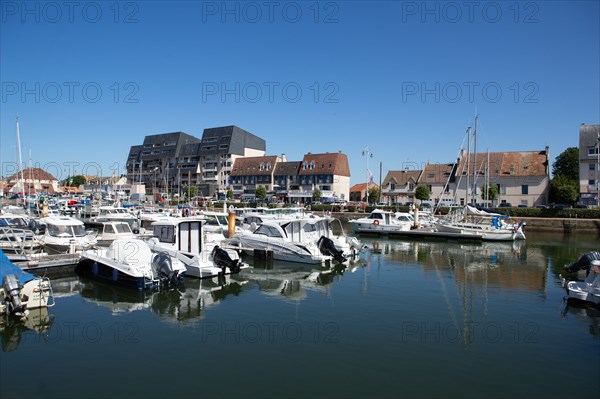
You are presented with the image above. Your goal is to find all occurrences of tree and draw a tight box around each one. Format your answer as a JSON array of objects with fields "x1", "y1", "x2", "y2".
[
  {"x1": 415, "y1": 185, "x2": 430, "y2": 203},
  {"x1": 552, "y1": 147, "x2": 579, "y2": 180},
  {"x1": 187, "y1": 185, "x2": 197, "y2": 199},
  {"x1": 367, "y1": 186, "x2": 380, "y2": 203},
  {"x1": 481, "y1": 183, "x2": 499, "y2": 204},
  {"x1": 255, "y1": 185, "x2": 267, "y2": 202},
  {"x1": 226, "y1": 189, "x2": 233, "y2": 199},
  {"x1": 312, "y1": 188, "x2": 322, "y2": 202},
  {"x1": 549, "y1": 174, "x2": 578, "y2": 204}
]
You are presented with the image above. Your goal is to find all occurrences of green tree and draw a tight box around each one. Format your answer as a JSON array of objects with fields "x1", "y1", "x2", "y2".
[
  {"x1": 549, "y1": 174, "x2": 578, "y2": 204},
  {"x1": 415, "y1": 185, "x2": 430, "y2": 203},
  {"x1": 71, "y1": 175, "x2": 86, "y2": 186},
  {"x1": 481, "y1": 183, "x2": 499, "y2": 203},
  {"x1": 552, "y1": 147, "x2": 579, "y2": 180},
  {"x1": 367, "y1": 186, "x2": 380, "y2": 203},
  {"x1": 187, "y1": 185, "x2": 197, "y2": 199},
  {"x1": 255, "y1": 185, "x2": 267, "y2": 201},
  {"x1": 226, "y1": 189, "x2": 233, "y2": 199},
  {"x1": 312, "y1": 188, "x2": 322, "y2": 202}
]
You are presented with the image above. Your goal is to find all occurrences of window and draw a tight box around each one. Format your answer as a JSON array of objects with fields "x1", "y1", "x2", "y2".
[
  {"x1": 154, "y1": 226, "x2": 175, "y2": 244},
  {"x1": 590, "y1": 164, "x2": 596, "y2": 171},
  {"x1": 219, "y1": 144, "x2": 228, "y2": 150},
  {"x1": 589, "y1": 148, "x2": 599, "y2": 156},
  {"x1": 390, "y1": 183, "x2": 396, "y2": 191},
  {"x1": 427, "y1": 173, "x2": 435, "y2": 179},
  {"x1": 303, "y1": 161, "x2": 308, "y2": 170},
  {"x1": 259, "y1": 163, "x2": 264, "y2": 171},
  {"x1": 521, "y1": 185, "x2": 529, "y2": 195},
  {"x1": 589, "y1": 179, "x2": 596, "y2": 186},
  {"x1": 266, "y1": 163, "x2": 271, "y2": 171},
  {"x1": 409, "y1": 182, "x2": 415, "y2": 191},
  {"x1": 310, "y1": 161, "x2": 315, "y2": 170}
]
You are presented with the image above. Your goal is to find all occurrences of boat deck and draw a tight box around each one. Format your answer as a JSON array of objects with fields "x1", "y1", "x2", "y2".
[{"x1": 9, "y1": 253, "x2": 81, "y2": 277}]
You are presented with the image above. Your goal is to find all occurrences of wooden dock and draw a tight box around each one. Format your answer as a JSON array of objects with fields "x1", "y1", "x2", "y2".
[
  {"x1": 354, "y1": 228, "x2": 484, "y2": 242},
  {"x1": 9, "y1": 253, "x2": 81, "y2": 277}
]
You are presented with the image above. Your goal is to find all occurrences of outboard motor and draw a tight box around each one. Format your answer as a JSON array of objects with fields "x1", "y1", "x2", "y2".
[
  {"x1": 564, "y1": 251, "x2": 600, "y2": 274},
  {"x1": 212, "y1": 246, "x2": 242, "y2": 274},
  {"x1": 151, "y1": 253, "x2": 179, "y2": 287},
  {"x1": 317, "y1": 236, "x2": 347, "y2": 264},
  {"x1": 2, "y1": 274, "x2": 25, "y2": 316}
]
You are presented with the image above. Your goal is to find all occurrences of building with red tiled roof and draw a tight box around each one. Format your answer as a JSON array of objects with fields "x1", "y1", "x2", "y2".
[
  {"x1": 291, "y1": 152, "x2": 351, "y2": 202},
  {"x1": 349, "y1": 183, "x2": 379, "y2": 202},
  {"x1": 6, "y1": 167, "x2": 59, "y2": 195},
  {"x1": 230, "y1": 155, "x2": 282, "y2": 200},
  {"x1": 380, "y1": 170, "x2": 423, "y2": 205},
  {"x1": 455, "y1": 148, "x2": 550, "y2": 207}
]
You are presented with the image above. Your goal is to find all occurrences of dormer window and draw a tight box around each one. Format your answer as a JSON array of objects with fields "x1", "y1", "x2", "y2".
[
  {"x1": 259, "y1": 163, "x2": 264, "y2": 171},
  {"x1": 303, "y1": 161, "x2": 308, "y2": 170},
  {"x1": 266, "y1": 163, "x2": 271, "y2": 171},
  {"x1": 310, "y1": 161, "x2": 315, "y2": 170}
]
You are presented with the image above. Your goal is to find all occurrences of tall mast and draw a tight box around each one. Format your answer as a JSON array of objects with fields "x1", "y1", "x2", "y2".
[
  {"x1": 466, "y1": 126, "x2": 471, "y2": 206},
  {"x1": 15, "y1": 117, "x2": 24, "y2": 201},
  {"x1": 473, "y1": 114, "x2": 478, "y2": 204}
]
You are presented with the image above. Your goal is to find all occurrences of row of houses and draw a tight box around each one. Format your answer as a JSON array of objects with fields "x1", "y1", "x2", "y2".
[{"x1": 2, "y1": 123, "x2": 597, "y2": 206}]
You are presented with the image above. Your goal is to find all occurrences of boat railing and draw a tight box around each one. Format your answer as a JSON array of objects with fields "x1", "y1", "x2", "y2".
[{"x1": 0, "y1": 226, "x2": 40, "y2": 256}]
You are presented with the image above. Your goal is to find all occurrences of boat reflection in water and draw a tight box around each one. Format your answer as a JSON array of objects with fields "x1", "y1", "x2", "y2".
[
  {"x1": 0, "y1": 307, "x2": 54, "y2": 352},
  {"x1": 243, "y1": 255, "x2": 365, "y2": 302},
  {"x1": 562, "y1": 302, "x2": 600, "y2": 338},
  {"x1": 74, "y1": 274, "x2": 249, "y2": 322}
]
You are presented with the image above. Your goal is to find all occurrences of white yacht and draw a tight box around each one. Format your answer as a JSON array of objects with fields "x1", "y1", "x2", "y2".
[
  {"x1": 78, "y1": 238, "x2": 186, "y2": 289},
  {"x1": 146, "y1": 218, "x2": 246, "y2": 278},
  {"x1": 230, "y1": 217, "x2": 350, "y2": 265},
  {"x1": 38, "y1": 216, "x2": 97, "y2": 254},
  {"x1": 349, "y1": 209, "x2": 412, "y2": 234}
]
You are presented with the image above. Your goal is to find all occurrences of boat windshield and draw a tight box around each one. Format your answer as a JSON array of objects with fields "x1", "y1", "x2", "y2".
[
  {"x1": 48, "y1": 223, "x2": 87, "y2": 237},
  {"x1": 115, "y1": 223, "x2": 132, "y2": 233},
  {"x1": 0, "y1": 217, "x2": 28, "y2": 227}
]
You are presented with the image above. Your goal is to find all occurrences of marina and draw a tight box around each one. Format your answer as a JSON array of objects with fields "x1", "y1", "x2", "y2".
[{"x1": 1, "y1": 228, "x2": 599, "y2": 398}]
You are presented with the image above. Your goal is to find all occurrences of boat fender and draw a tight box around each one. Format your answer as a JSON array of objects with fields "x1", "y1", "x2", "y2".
[{"x1": 373, "y1": 220, "x2": 380, "y2": 225}]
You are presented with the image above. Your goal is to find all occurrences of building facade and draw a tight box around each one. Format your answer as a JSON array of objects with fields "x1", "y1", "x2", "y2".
[
  {"x1": 126, "y1": 126, "x2": 266, "y2": 199},
  {"x1": 230, "y1": 155, "x2": 282, "y2": 201},
  {"x1": 578, "y1": 123, "x2": 600, "y2": 206},
  {"x1": 380, "y1": 170, "x2": 423, "y2": 205}
]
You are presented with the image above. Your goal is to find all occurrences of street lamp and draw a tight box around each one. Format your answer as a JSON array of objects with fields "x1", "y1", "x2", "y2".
[{"x1": 362, "y1": 147, "x2": 373, "y2": 206}]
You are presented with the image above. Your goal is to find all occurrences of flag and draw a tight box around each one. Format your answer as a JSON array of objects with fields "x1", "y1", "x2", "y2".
[
  {"x1": 369, "y1": 170, "x2": 373, "y2": 184},
  {"x1": 225, "y1": 175, "x2": 230, "y2": 189}
]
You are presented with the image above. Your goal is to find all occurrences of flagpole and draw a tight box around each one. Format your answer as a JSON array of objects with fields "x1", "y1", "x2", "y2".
[{"x1": 362, "y1": 146, "x2": 373, "y2": 206}]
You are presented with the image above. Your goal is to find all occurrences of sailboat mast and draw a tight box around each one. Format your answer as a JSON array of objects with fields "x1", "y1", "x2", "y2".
[
  {"x1": 473, "y1": 114, "x2": 478, "y2": 205},
  {"x1": 15, "y1": 117, "x2": 25, "y2": 203},
  {"x1": 466, "y1": 126, "x2": 471, "y2": 206}
]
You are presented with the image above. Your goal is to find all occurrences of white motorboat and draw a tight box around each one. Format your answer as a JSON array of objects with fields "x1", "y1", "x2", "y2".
[
  {"x1": 230, "y1": 218, "x2": 349, "y2": 265},
  {"x1": 0, "y1": 249, "x2": 55, "y2": 317},
  {"x1": 146, "y1": 218, "x2": 247, "y2": 278},
  {"x1": 349, "y1": 209, "x2": 412, "y2": 234},
  {"x1": 96, "y1": 205, "x2": 138, "y2": 225},
  {"x1": 561, "y1": 251, "x2": 600, "y2": 306},
  {"x1": 38, "y1": 216, "x2": 98, "y2": 254},
  {"x1": 84, "y1": 220, "x2": 135, "y2": 246},
  {"x1": 78, "y1": 238, "x2": 186, "y2": 290}
]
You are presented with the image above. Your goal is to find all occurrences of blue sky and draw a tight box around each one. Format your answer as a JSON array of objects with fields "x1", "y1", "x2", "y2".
[{"x1": 1, "y1": 0, "x2": 599, "y2": 185}]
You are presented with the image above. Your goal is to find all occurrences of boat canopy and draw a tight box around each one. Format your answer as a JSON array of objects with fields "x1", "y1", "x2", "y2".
[{"x1": 0, "y1": 249, "x2": 36, "y2": 285}]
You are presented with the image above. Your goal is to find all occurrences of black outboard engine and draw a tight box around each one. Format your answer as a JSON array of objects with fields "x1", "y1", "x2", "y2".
[
  {"x1": 212, "y1": 246, "x2": 242, "y2": 274},
  {"x1": 2, "y1": 274, "x2": 25, "y2": 316},
  {"x1": 317, "y1": 236, "x2": 347, "y2": 264},
  {"x1": 151, "y1": 253, "x2": 180, "y2": 287},
  {"x1": 565, "y1": 251, "x2": 600, "y2": 274}
]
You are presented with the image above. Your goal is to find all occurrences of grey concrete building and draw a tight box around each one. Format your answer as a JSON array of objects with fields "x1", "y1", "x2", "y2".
[{"x1": 579, "y1": 123, "x2": 600, "y2": 206}]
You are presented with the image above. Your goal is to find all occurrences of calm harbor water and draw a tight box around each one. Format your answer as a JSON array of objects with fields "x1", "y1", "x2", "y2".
[{"x1": 1, "y1": 231, "x2": 599, "y2": 399}]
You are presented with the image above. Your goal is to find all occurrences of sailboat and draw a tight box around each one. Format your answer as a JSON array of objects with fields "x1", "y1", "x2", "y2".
[{"x1": 433, "y1": 116, "x2": 525, "y2": 241}]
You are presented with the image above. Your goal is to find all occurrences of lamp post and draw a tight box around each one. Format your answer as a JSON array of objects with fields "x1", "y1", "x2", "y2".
[{"x1": 362, "y1": 147, "x2": 373, "y2": 206}]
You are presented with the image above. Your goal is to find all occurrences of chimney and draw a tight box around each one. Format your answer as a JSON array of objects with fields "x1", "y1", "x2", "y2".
[{"x1": 281, "y1": 153, "x2": 287, "y2": 162}]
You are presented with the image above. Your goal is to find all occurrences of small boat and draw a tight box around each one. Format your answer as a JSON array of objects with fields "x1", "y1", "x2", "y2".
[
  {"x1": 0, "y1": 249, "x2": 55, "y2": 317},
  {"x1": 38, "y1": 216, "x2": 97, "y2": 254},
  {"x1": 561, "y1": 251, "x2": 600, "y2": 306},
  {"x1": 146, "y1": 218, "x2": 247, "y2": 278},
  {"x1": 434, "y1": 206, "x2": 525, "y2": 241},
  {"x1": 78, "y1": 238, "x2": 186, "y2": 290},
  {"x1": 349, "y1": 209, "x2": 412, "y2": 234}
]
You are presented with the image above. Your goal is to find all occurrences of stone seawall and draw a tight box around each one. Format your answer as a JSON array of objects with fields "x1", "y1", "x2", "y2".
[{"x1": 327, "y1": 212, "x2": 600, "y2": 235}]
